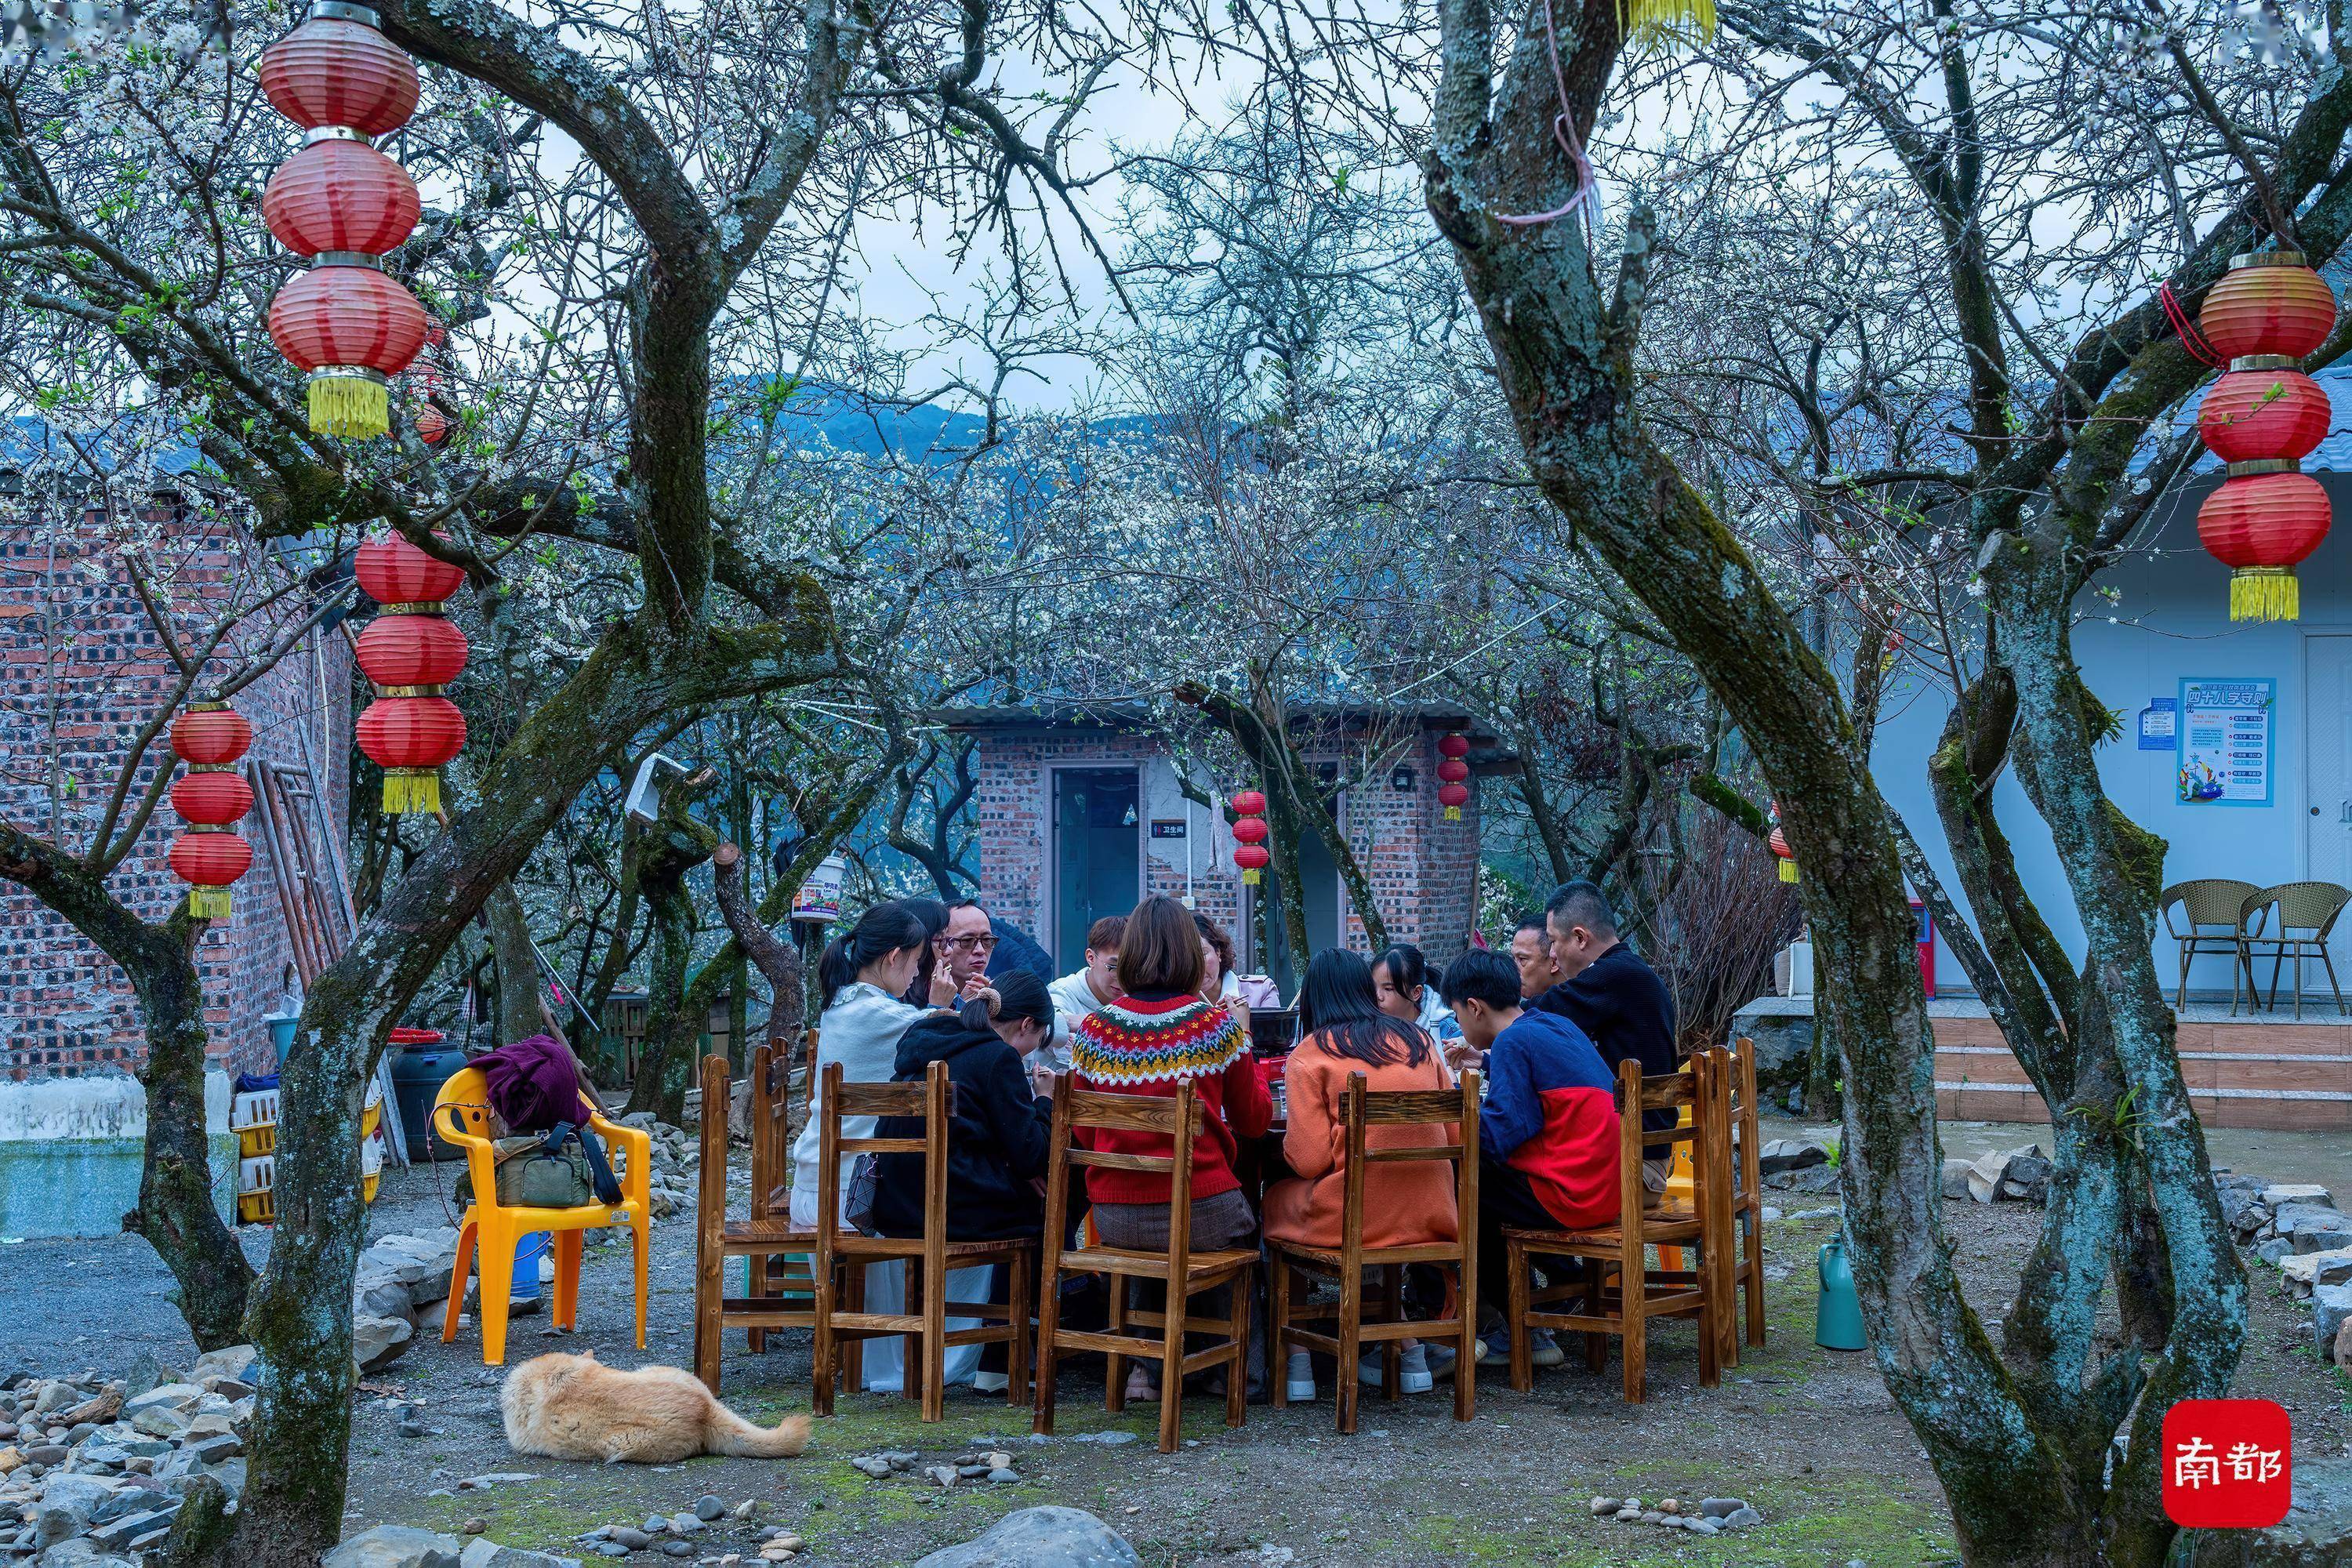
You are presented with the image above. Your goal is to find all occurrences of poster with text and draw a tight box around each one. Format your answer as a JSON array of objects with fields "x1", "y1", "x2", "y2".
[{"x1": 2176, "y1": 678, "x2": 2274, "y2": 807}]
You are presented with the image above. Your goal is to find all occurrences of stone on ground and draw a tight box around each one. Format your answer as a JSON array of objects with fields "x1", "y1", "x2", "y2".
[
  {"x1": 1967, "y1": 1145, "x2": 2043, "y2": 1204},
  {"x1": 909, "y1": 1506, "x2": 1142, "y2": 1568},
  {"x1": 1939, "y1": 1160, "x2": 1972, "y2": 1200},
  {"x1": 2335, "y1": 1318, "x2": 2352, "y2": 1370},
  {"x1": 322, "y1": 1524, "x2": 467, "y2": 1568},
  {"x1": 354, "y1": 1315, "x2": 416, "y2": 1373},
  {"x1": 1757, "y1": 1140, "x2": 1827, "y2": 1175},
  {"x1": 2280, "y1": 1249, "x2": 2352, "y2": 1294},
  {"x1": 186, "y1": 1346, "x2": 256, "y2": 1385},
  {"x1": 458, "y1": 1538, "x2": 579, "y2": 1568},
  {"x1": 2189, "y1": 1457, "x2": 2352, "y2": 1566},
  {"x1": 2314, "y1": 1283, "x2": 2352, "y2": 1359}
]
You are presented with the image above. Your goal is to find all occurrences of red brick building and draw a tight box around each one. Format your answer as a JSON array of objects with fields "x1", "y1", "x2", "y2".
[
  {"x1": 941, "y1": 704, "x2": 1498, "y2": 989},
  {"x1": 1, "y1": 477, "x2": 352, "y2": 1083}
]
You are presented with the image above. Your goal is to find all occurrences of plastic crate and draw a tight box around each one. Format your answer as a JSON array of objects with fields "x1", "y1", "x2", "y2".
[
  {"x1": 237, "y1": 1189, "x2": 274, "y2": 1225},
  {"x1": 238, "y1": 1121, "x2": 277, "y2": 1157}
]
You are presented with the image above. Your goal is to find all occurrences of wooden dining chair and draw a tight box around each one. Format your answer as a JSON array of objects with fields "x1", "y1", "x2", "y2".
[
  {"x1": 809, "y1": 1061, "x2": 1036, "y2": 1422},
  {"x1": 692, "y1": 1047, "x2": 833, "y2": 1393},
  {"x1": 1721, "y1": 1038, "x2": 1766, "y2": 1361},
  {"x1": 1267, "y1": 1069, "x2": 1481, "y2": 1433},
  {"x1": 1501, "y1": 1052, "x2": 1727, "y2": 1403},
  {"x1": 1033, "y1": 1076, "x2": 1256, "y2": 1454}
]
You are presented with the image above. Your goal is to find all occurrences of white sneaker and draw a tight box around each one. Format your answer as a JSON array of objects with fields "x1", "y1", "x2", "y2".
[
  {"x1": 1356, "y1": 1345, "x2": 1434, "y2": 1393},
  {"x1": 1284, "y1": 1351, "x2": 1316, "y2": 1401}
]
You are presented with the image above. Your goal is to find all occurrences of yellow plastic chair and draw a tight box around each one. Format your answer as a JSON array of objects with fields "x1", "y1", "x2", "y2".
[{"x1": 432, "y1": 1066, "x2": 652, "y2": 1365}]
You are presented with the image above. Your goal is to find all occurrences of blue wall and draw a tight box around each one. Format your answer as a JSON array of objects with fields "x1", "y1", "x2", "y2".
[{"x1": 1869, "y1": 470, "x2": 2352, "y2": 999}]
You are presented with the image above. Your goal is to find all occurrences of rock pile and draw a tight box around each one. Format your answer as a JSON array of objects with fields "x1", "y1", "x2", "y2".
[
  {"x1": 324, "y1": 1523, "x2": 581, "y2": 1568},
  {"x1": 843, "y1": 1447, "x2": 1022, "y2": 1490},
  {"x1": 573, "y1": 1494, "x2": 764, "y2": 1558},
  {"x1": 2218, "y1": 1174, "x2": 2350, "y2": 1367},
  {"x1": 352, "y1": 1228, "x2": 465, "y2": 1370},
  {"x1": 1936, "y1": 1144, "x2": 2053, "y2": 1205},
  {"x1": 612, "y1": 1114, "x2": 696, "y2": 1220},
  {"x1": 0, "y1": 1346, "x2": 258, "y2": 1564},
  {"x1": 1584, "y1": 1494, "x2": 1765, "y2": 1536},
  {"x1": 1757, "y1": 1141, "x2": 1838, "y2": 1195}
]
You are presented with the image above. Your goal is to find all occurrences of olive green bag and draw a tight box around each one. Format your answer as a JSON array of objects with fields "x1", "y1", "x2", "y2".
[{"x1": 453, "y1": 1123, "x2": 619, "y2": 1209}]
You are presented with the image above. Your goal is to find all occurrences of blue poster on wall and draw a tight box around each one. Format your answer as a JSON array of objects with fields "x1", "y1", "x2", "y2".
[
  {"x1": 2138, "y1": 699, "x2": 2176, "y2": 750},
  {"x1": 2176, "y1": 678, "x2": 2274, "y2": 807}
]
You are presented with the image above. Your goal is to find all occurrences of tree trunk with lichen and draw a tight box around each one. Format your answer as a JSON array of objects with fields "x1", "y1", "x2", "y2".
[
  {"x1": 187, "y1": 610, "x2": 829, "y2": 1568},
  {"x1": 624, "y1": 771, "x2": 719, "y2": 1123},
  {"x1": 0, "y1": 826, "x2": 255, "y2": 1350},
  {"x1": 485, "y1": 880, "x2": 549, "y2": 1046}
]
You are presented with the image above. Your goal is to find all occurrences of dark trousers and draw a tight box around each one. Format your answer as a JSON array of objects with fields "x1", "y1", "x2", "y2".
[{"x1": 1476, "y1": 1153, "x2": 1561, "y2": 1321}]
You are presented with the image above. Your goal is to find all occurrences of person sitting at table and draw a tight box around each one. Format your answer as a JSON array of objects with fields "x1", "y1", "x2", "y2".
[
  {"x1": 1264, "y1": 949, "x2": 1459, "y2": 1401},
  {"x1": 1373, "y1": 943, "x2": 1460, "y2": 1042},
  {"x1": 870, "y1": 970, "x2": 1060, "y2": 1393},
  {"x1": 1072, "y1": 894, "x2": 1272, "y2": 1402},
  {"x1": 1434, "y1": 946, "x2": 1621, "y2": 1373}
]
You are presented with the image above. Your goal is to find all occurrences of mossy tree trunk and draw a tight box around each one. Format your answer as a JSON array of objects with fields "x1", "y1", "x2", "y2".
[
  {"x1": 0, "y1": 826, "x2": 256, "y2": 1349},
  {"x1": 624, "y1": 766, "x2": 719, "y2": 1123}
]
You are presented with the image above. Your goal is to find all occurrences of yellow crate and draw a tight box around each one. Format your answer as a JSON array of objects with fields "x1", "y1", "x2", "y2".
[
  {"x1": 238, "y1": 1121, "x2": 277, "y2": 1158},
  {"x1": 363, "y1": 1172, "x2": 380, "y2": 1205},
  {"x1": 237, "y1": 1189, "x2": 274, "y2": 1225},
  {"x1": 361, "y1": 1103, "x2": 381, "y2": 1142}
]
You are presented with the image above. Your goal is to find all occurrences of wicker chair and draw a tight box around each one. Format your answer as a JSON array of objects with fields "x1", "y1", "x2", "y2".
[
  {"x1": 2158, "y1": 880, "x2": 2264, "y2": 1012},
  {"x1": 2242, "y1": 883, "x2": 2352, "y2": 1019}
]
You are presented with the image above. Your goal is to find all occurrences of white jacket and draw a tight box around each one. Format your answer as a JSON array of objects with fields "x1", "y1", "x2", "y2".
[{"x1": 788, "y1": 981, "x2": 924, "y2": 1224}]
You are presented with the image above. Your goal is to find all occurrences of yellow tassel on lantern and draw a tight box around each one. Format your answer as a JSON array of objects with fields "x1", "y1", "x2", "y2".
[
  {"x1": 1619, "y1": 0, "x2": 1715, "y2": 44},
  {"x1": 1243, "y1": 869, "x2": 1261, "y2": 885},
  {"x1": 1445, "y1": 806, "x2": 1463, "y2": 822},
  {"x1": 188, "y1": 887, "x2": 233, "y2": 918},
  {"x1": 1777, "y1": 859, "x2": 1799, "y2": 884},
  {"x1": 383, "y1": 768, "x2": 442, "y2": 814},
  {"x1": 308, "y1": 372, "x2": 390, "y2": 440},
  {"x1": 2230, "y1": 567, "x2": 2299, "y2": 622}
]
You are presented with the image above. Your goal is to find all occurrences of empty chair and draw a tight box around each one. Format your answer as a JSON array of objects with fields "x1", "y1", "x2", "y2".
[
  {"x1": 2243, "y1": 883, "x2": 2351, "y2": 1018},
  {"x1": 2158, "y1": 879, "x2": 2263, "y2": 1011}
]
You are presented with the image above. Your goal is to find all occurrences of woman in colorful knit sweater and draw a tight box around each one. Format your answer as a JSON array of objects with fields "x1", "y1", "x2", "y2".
[{"x1": 1071, "y1": 895, "x2": 1271, "y2": 1399}]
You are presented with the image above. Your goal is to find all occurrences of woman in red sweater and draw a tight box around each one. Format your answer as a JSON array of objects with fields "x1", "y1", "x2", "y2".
[{"x1": 1071, "y1": 895, "x2": 1271, "y2": 1399}]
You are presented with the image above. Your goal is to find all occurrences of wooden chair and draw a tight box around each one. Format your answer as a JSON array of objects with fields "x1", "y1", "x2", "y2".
[
  {"x1": 1266, "y1": 1069, "x2": 1481, "y2": 1433},
  {"x1": 1721, "y1": 1038, "x2": 1766, "y2": 1362},
  {"x1": 1033, "y1": 1076, "x2": 1256, "y2": 1454},
  {"x1": 2243, "y1": 882, "x2": 2351, "y2": 1018},
  {"x1": 810, "y1": 1061, "x2": 1036, "y2": 1422},
  {"x1": 1501, "y1": 1053, "x2": 1727, "y2": 1403},
  {"x1": 432, "y1": 1067, "x2": 652, "y2": 1366},
  {"x1": 2159, "y1": 879, "x2": 2264, "y2": 1011},
  {"x1": 692, "y1": 1044, "x2": 832, "y2": 1393}
]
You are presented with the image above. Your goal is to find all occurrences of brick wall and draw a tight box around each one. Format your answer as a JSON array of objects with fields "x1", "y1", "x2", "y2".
[
  {"x1": 962, "y1": 718, "x2": 1481, "y2": 983},
  {"x1": 0, "y1": 493, "x2": 349, "y2": 1082}
]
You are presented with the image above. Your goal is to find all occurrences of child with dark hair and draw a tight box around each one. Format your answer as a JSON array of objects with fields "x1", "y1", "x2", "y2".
[
  {"x1": 1436, "y1": 946, "x2": 1621, "y2": 1372},
  {"x1": 1264, "y1": 949, "x2": 1458, "y2": 1400}
]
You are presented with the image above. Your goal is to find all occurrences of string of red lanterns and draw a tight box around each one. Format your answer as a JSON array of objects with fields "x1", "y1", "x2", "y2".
[
  {"x1": 260, "y1": 2, "x2": 429, "y2": 442},
  {"x1": 1766, "y1": 800, "x2": 1798, "y2": 884},
  {"x1": 2194, "y1": 252, "x2": 2337, "y2": 622},
  {"x1": 354, "y1": 532, "x2": 468, "y2": 813},
  {"x1": 169, "y1": 702, "x2": 255, "y2": 918},
  {"x1": 1229, "y1": 789, "x2": 1269, "y2": 885},
  {"x1": 1436, "y1": 732, "x2": 1471, "y2": 821}
]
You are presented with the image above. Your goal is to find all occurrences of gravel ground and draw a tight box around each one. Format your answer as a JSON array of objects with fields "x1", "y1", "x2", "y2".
[{"x1": 4, "y1": 1118, "x2": 2346, "y2": 1567}]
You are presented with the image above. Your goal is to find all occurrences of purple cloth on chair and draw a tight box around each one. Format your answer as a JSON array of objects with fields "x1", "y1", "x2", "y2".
[{"x1": 474, "y1": 1033, "x2": 591, "y2": 1134}]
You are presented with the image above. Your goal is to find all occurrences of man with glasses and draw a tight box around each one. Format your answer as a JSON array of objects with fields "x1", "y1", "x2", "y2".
[{"x1": 934, "y1": 899, "x2": 999, "y2": 1004}]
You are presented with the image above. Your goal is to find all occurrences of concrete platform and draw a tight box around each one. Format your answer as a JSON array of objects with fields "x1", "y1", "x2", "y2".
[{"x1": 1735, "y1": 994, "x2": 2352, "y2": 1133}]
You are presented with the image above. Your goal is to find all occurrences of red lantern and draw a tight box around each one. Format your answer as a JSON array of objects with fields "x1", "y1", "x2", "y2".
[
  {"x1": 267, "y1": 261, "x2": 428, "y2": 439},
  {"x1": 1438, "y1": 732, "x2": 1470, "y2": 760},
  {"x1": 1438, "y1": 782, "x2": 1470, "y2": 820},
  {"x1": 262, "y1": 135, "x2": 420, "y2": 257},
  {"x1": 2197, "y1": 466, "x2": 2330, "y2": 622},
  {"x1": 169, "y1": 832, "x2": 255, "y2": 919},
  {"x1": 1230, "y1": 789, "x2": 1266, "y2": 818},
  {"x1": 2199, "y1": 252, "x2": 2337, "y2": 361},
  {"x1": 1234, "y1": 844, "x2": 1270, "y2": 884},
  {"x1": 358, "y1": 696, "x2": 466, "y2": 814},
  {"x1": 171, "y1": 770, "x2": 255, "y2": 826},
  {"x1": 2198, "y1": 368, "x2": 2331, "y2": 465},
  {"x1": 171, "y1": 705, "x2": 252, "y2": 766},
  {"x1": 259, "y1": 9, "x2": 420, "y2": 136},
  {"x1": 1768, "y1": 826, "x2": 1798, "y2": 884},
  {"x1": 356, "y1": 612, "x2": 468, "y2": 687},
  {"x1": 355, "y1": 532, "x2": 465, "y2": 604},
  {"x1": 1230, "y1": 816, "x2": 1268, "y2": 846},
  {"x1": 412, "y1": 403, "x2": 449, "y2": 446}
]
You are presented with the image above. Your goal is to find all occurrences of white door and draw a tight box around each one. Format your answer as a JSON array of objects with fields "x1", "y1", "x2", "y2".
[{"x1": 2306, "y1": 636, "x2": 2352, "y2": 976}]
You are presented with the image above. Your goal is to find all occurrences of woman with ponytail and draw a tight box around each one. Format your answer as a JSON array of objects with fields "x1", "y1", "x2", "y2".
[{"x1": 789, "y1": 901, "x2": 930, "y2": 1229}]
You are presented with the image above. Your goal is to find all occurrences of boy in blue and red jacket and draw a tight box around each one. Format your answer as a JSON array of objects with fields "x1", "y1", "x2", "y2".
[{"x1": 1438, "y1": 947, "x2": 1623, "y2": 1369}]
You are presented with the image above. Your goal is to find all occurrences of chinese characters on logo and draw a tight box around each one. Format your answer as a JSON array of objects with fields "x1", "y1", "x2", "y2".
[{"x1": 2163, "y1": 1400, "x2": 2291, "y2": 1529}]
